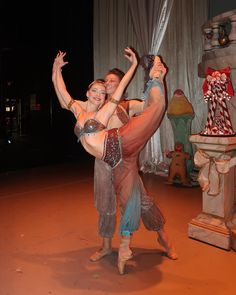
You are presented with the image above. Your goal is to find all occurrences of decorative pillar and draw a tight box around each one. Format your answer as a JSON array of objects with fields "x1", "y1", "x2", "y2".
[
  {"x1": 211, "y1": 22, "x2": 220, "y2": 48},
  {"x1": 229, "y1": 14, "x2": 236, "y2": 44},
  {"x1": 189, "y1": 134, "x2": 236, "y2": 250},
  {"x1": 203, "y1": 27, "x2": 213, "y2": 51},
  {"x1": 196, "y1": 11, "x2": 236, "y2": 250}
]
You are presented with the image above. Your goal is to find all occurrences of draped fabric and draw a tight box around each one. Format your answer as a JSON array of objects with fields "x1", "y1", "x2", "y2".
[
  {"x1": 93, "y1": 0, "x2": 143, "y2": 99},
  {"x1": 158, "y1": 0, "x2": 209, "y2": 159},
  {"x1": 128, "y1": 0, "x2": 174, "y2": 55},
  {"x1": 93, "y1": 0, "x2": 209, "y2": 174},
  {"x1": 128, "y1": 0, "x2": 174, "y2": 174},
  {"x1": 150, "y1": 0, "x2": 174, "y2": 53}
]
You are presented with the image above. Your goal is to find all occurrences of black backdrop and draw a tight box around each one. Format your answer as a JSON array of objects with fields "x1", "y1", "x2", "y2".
[{"x1": 0, "y1": 0, "x2": 94, "y2": 172}]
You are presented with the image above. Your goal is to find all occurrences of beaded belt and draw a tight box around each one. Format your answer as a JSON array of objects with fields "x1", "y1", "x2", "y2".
[{"x1": 103, "y1": 128, "x2": 122, "y2": 168}]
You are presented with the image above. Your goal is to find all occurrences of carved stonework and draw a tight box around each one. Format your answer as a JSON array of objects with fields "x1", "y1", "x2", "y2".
[
  {"x1": 203, "y1": 28, "x2": 213, "y2": 51},
  {"x1": 229, "y1": 14, "x2": 236, "y2": 43},
  {"x1": 189, "y1": 213, "x2": 231, "y2": 250},
  {"x1": 189, "y1": 134, "x2": 236, "y2": 250},
  {"x1": 211, "y1": 22, "x2": 220, "y2": 48}
]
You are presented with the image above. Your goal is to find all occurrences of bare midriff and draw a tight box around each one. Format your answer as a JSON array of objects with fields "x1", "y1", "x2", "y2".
[{"x1": 80, "y1": 130, "x2": 107, "y2": 159}]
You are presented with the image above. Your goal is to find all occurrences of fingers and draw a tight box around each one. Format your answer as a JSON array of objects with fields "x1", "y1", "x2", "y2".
[
  {"x1": 124, "y1": 47, "x2": 138, "y2": 65},
  {"x1": 53, "y1": 50, "x2": 69, "y2": 69},
  {"x1": 156, "y1": 63, "x2": 167, "y2": 73},
  {"x1": 124, "y1": 47, "x2": 135, "y2": 57},
  {"x1": 56, "y1": 50, "x2": 66, "y2": 59}
]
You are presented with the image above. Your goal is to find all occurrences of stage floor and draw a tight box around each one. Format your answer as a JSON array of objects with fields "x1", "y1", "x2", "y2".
[{"x1": 0, "y1": 160, "x2": 235, "y2": 295}]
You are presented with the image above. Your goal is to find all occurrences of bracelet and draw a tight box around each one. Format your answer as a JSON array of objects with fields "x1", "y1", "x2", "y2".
[
  {"x1": 109, "y1": 97, "x2": 119, "y2": 105},
  {"x1": 67, "y1": 99, "x2": 75, "y2": 109}
]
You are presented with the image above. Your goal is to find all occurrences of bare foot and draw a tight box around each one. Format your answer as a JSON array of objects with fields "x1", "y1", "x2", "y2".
[
  {"x1": 118, "y1": 251, "x2": 133, "y2": 275},
  {"x1": 157, "y1": 230, "x2": 178, "y2": 260},
  {"x1": 118, "y1": 237, "x2": 133, "y2": 275},
  {"x1": 89, "y1": 248, "x2": 112, "y2": 262}
]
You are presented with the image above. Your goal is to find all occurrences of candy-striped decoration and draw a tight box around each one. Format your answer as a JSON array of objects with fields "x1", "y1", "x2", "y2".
[{"x1": 201, "y1": 68, "x2": 235, "y2": 136}]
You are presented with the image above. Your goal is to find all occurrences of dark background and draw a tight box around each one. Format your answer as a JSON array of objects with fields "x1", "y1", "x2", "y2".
[
  {"x1": 0, "y1": 0, "x2": 94, "y2": 172},
  {"x1": 0, "y1": 1, "x2": 235, "y2": 173}
]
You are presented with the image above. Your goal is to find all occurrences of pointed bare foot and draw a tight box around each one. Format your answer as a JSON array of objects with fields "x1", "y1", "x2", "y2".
[
  {"x1": 89, "y1": 248, "x2": 112, "y2": 262},
  {"x1": 118, "y1": 259, "x2": 125, "y2": 275},
  {"x1": 165, "y1": 246, "x2": 178, "y2": 260},
  {"x1": 157, "y1": 236, "x2": 178, "y2": 260},
  {"x1": 118, "y1": 253, "x2": 133, "y2": 275}
]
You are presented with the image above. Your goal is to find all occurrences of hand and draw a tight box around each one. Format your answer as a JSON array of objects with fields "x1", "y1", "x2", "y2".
[
  {"x1": 124, "y1": 47, "x2": 138, "y2": 66},
  {"x1": 53, "y1": 50, "x2": 69, "y2": 72},
  {"x1": 157, "y1": 63, "x2": 167, "y2": 76},
  {"x1": 153, "y1": 63, "x2": 167, "y2": 81}
]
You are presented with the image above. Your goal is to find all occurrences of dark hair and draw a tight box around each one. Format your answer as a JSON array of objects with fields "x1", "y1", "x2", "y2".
[
  {"x1": 105, "y1": 68, "x2": 125, "y2": 81},
  {"x1": 140, "y1": 54, "x2": 163, "y2": 86},
  {"x1": 140, "y1": 54, "x2": 155, "y2": 71},
  {"x1": 88, "y1": 79, "x2": 105, "y2": 90}
]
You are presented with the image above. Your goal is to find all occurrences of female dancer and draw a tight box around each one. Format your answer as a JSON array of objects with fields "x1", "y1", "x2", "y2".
[
  {"x1": 92, "y1": 68, "x2": 177, "y2": 264},
  {"x1": 52, "y1": 47, "x2": 177, "y2": 274}
]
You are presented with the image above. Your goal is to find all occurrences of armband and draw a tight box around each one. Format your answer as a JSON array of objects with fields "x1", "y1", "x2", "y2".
[
  {"x1": 67, "y1": 99, "x2": 75, "y2": 110},
  {"x1": 109, "y1": 97, "x2": 119, "y2": 105}
]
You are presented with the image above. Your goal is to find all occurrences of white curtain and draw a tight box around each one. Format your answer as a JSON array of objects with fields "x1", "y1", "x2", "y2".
[
  {"x1": 93, "y1": 0, "x2": 209, "y2": 174},
  {"x1": 93, "y1": 0, "x2": 143, "y2": 99},
  {"x1": 128, "y1": 0, "x2": 174, "y2": 174},
  {"x1": 158, "y1": 0, "x2": 209, "y2": 158}
]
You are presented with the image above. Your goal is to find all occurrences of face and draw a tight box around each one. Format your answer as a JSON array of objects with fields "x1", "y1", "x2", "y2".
[
  {"x1": 149, "y1": 56, "x2": 163, "y2": 79},
  {"x1": 104, "y1": 74, "x2": 121, "y2": 95},
  {"x1": 175, "y1": 143, "x2": 183, "y2": 152},
  {"x1": 86, "y1": 82, "x2": 106, "y2": 109}
]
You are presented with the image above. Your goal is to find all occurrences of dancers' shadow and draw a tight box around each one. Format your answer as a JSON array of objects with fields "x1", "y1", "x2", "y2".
[{"x1": 13, "y1": 246, "x2": 165, "y2": 293}]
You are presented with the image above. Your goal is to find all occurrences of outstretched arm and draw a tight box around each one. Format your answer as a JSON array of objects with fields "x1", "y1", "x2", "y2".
[
  {"x1": 96, "y1": 47, "x2": 138, "y2": 125},
  {"x1": 52, "y1": 51, "x2": 82, "y2": 116},
  {"x1": 52, "y1": 51, "x2": 70, "y2": 109}
]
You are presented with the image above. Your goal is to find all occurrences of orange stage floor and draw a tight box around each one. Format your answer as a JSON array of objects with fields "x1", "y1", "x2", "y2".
[{"x1": 0, "y1": 160, "x2": 235, "y2": 295}]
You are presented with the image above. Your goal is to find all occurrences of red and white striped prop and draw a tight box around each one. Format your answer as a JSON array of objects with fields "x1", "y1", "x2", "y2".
[{"x1": 201, "y1": 67, "x2": 235, "y2": 136}]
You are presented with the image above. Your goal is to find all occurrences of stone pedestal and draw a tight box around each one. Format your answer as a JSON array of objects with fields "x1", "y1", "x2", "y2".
[
  {"x1": 231, "y1": 229, "x2": 236, "y2": 250},
  {"x1": 189, "y1": 134, "x2": 236, "y2": 250}
]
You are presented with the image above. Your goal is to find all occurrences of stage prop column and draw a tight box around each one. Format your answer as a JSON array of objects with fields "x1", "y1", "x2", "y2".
[{"x1": 189, "y1": 135, "x2": 236, "y2": 250}]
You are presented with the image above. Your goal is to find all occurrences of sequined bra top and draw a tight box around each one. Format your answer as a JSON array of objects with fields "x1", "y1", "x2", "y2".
[{"x1": 74, "y1": 118, "x2": 106, "y2": 141}]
